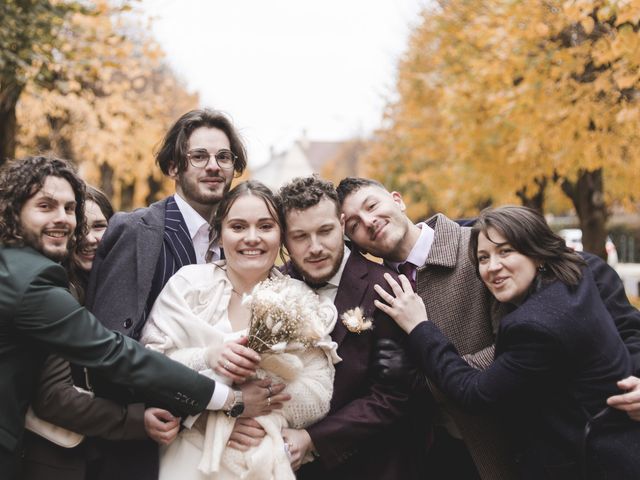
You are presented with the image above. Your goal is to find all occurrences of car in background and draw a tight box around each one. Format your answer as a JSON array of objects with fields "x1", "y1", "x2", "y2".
[{"x1": 558, "y1": 228, "x2": 619, "y2": 266}]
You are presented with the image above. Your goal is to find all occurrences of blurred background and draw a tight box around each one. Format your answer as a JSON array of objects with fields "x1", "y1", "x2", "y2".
[{"x1": 2, "y1": 0, "x2": 640, "y2": 298}]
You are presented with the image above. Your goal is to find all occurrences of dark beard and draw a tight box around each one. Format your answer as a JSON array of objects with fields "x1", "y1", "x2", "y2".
[
  {"x1": 177, "y1": 172, "x2": 230, "y2": 208},
  {"x1": 21, "y1": 229, "x2": 70, "y2": 262},
  {"x1": 291, "y1": 246, "x2": 344, "y2": 286}
]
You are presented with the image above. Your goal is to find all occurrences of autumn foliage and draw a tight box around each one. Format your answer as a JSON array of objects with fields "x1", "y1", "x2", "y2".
[
  {"x1": 2, "y1": 0, "x2": 198, "y2": 210},
  {"x1": 365, "y1": 0, "x2": 640, "y2": 258}
]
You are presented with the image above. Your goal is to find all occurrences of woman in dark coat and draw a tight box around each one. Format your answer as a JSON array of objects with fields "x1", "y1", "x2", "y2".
[{"x1": 376, "y1": 205, "x2": 640, "y2": 480}]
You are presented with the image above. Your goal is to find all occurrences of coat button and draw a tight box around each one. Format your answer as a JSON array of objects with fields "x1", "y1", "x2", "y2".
[{"x1": 123, "y1": 318, "x2": 133, "y2": 329}]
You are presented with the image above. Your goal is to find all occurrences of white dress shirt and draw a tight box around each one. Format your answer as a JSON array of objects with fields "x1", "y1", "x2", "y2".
[
  {"x1": 174, "y1": 193, "x2": 221, "y2": 264},
  {"x1": 387, "y1": 222, "x2": 435, "y2": 280}
]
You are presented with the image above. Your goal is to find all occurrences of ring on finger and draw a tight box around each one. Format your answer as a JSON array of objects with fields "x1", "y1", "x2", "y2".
[
  {"x1": 267, "y1": 396, "x2": 271, "y2": 407},
  {"x1": 267, "y1": 385, "x2": 273, "y2": 396},
  {"x1": 223, "y1": 360, "x2": 231, "y2": 371}
]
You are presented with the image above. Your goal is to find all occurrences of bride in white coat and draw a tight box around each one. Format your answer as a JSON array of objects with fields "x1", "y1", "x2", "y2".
[{"x1": 141, "y1": 181, "x2": 339, "y2": 480}]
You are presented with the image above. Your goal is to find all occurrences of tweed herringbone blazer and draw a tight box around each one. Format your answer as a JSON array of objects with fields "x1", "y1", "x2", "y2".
[{"x1": 416, "y1": 214, "x2": 518, "y2": 480}]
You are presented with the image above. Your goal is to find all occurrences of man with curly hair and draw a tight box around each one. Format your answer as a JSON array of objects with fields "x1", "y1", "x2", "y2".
[
  {"x1": 227, "y1": 175, "x2": 430, "y2": 480},
  {"x1": 0, "y1": 155, "x2": 241, "y2": 479}
]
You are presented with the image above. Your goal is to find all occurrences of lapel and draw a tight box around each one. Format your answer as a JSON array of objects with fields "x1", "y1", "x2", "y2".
[
  {"x1": 333, "y1": 252, "x2": 369, "y2": 347},
  {"x1": 135, "y1": 199, "x2": 167, "y2": 319},
  {"x1": 415, "y1": 214, "x2": 462, "y2": 293},
  {"x1": 422, "y1": 214, "x2": 462, "y2": 269},
  {"x1": 284, "y1": 255, "x2": 369, "y2": 347},
  {"x1": 163, "y1": 196, "x2": 197, "y2": 268}
]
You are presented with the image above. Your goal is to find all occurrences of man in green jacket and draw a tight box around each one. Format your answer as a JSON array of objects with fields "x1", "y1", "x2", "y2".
[{"x1": 0, "y1": 156, "x2": 276, "y2": 478}]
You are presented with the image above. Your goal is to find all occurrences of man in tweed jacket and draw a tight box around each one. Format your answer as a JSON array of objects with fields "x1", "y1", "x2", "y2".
[{"x1": 337, "y1": 177, "x2": 517, "y2": 480}]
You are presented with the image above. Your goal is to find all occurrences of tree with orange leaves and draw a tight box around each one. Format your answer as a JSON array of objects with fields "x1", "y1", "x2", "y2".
[
  {"x1": 366, "y1": 0, "x2": 640, "y2": 259},
  {"x1": 14, "y1": 1, "x2": 199, "y2": 209}
]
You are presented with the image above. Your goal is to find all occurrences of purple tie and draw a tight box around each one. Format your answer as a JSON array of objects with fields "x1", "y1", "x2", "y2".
[{"x1": 398, "y1": 262, "x2": 417, "y2": 291}]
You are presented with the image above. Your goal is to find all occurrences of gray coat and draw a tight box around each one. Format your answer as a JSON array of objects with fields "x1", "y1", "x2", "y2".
[{"x1": 85, "y1": 198, "x2": 168, "y2": 336}]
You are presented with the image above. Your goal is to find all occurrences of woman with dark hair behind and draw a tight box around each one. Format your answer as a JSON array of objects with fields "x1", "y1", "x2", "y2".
[
  {"x1": 22, "y1": 185, "x2": 161, "y2": 480},
  {"x1": 376, "y1": 205, "x2": 640, "y2": 479},
  {"x1": 65, "y1": 185, "x2": 114, "y2": 303}
]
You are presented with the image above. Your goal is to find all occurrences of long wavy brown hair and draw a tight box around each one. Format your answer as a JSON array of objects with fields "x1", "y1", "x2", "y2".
[{"x1": 0, "y1": 155, "x2": 86, "y2": 255}]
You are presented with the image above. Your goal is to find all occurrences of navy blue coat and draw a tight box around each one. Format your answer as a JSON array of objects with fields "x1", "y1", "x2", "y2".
[{"x1": 408, "y1": 265, "x2": 640, "y2": 479}]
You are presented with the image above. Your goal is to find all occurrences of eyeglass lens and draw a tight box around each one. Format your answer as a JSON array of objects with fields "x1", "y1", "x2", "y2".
[{"x1": 188, "y1": 149, "x2": 235, "y2": 168}]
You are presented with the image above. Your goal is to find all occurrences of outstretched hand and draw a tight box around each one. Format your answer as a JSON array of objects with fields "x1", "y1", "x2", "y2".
[
  {"x1": 374, "y1": 273, "x2": 428, "y2": 334},
  {"x1": 607, "y1": 376, "x2": 640, "y2": 421}
]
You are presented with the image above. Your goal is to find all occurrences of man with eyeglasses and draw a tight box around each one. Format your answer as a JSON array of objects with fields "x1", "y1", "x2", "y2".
[{"x1": 84, "y1": 109, "x2": 248, "y2": 480}]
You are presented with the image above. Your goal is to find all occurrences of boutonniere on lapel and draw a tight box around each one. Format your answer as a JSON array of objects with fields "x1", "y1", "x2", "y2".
[{"x1": 341, "y1": 307, "x2": 373, "y2": 334}]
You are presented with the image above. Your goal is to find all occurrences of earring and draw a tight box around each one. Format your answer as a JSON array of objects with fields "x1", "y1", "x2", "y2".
[{"x1": 538, "y1": 264, "x2": 546, "y2": 273}]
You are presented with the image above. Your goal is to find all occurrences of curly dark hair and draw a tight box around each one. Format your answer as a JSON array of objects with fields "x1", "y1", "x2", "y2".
[
  {"x1": 0, "y1": 155, "x2": 86, "y2": 253},
  {"x1": 278, "y1": 175, "x2": 340, "y2": 220},
  {"x1": 335, "y1": 177, "x2": 385, "y2": 205},
  {"x1": 155, "y1": 108, "x2": 247, "y2": 177},
  {"x1": 469, "y1": 205, "x2": 585, "y2": 287}
]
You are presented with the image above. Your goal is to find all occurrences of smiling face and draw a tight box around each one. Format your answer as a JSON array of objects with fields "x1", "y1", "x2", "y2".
[
  {"x1": 477, "y1": 227, "x2": 538, "y2": 305},
  {"x1": 19, "y1": 176, "x2": 77, "y2": 262},
  {"x1": 170, "y1": 126, "x2": 234, "y2": 219},
  {"x1": 340, "y1": 185, "x2": 413, "y2": 261},
  {"x1": 285, "y1": 198, "x2": 345, "y2": 285},
  {"x1": 219, "y1": 193, "x2": 281, "y2": 281},
  {"x1": 73, "y1": 200, "x2": 108, "y2": 272}
]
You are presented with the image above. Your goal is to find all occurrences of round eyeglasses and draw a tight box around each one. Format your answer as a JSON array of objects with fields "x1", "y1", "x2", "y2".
[{"x1": 187, "y1": 149, "x2": 237, "y2": 170}]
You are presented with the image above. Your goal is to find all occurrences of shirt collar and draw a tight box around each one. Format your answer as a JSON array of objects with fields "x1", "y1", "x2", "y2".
[
  {"x1": 388, "y1": 222, "x2": 434, "y2": 271},
  {"x1": 325, "y1": 245, "x2": 351, "y2": 288},
  {"x1": 173, "y1": 193, "x2": 209, "y2": 240}
]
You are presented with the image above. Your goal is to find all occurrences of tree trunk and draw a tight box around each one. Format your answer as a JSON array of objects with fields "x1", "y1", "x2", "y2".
[
  {"x1": 560, "y1": 168, "x2": 608, "y2": 260},
  {"x1": 120, "y1": 180, "x2": 135, "y2": 212},
  {"x1": 0, "y1": 82, "x2": 23, "y2": 167},
  {"x1": 99, "y1": 162, "x2": 115, "y2": 202},
  {"x1": 47, "y1": 113, "x2": 74, "y2": 160},
  {"x1": 146, "y1": 174, "x2": 163, "y2": 205},
  {"x1": 516, "y1": 176, "x2": 547, "y2": 213}
]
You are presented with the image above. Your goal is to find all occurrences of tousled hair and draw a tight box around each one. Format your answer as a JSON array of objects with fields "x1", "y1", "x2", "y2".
[
  {"x1": 155, "y1": 108, "x2": 247, "y2": 176},
  {"x1": 336, "y1": 177, "x2": 385, "y2": 205},
  {"x1": 278, "y1": 175, "x2": 340, "y2": 222},
  {"x1": 469, "y1": 205, "x2": 585, "y2": 287},
  {"x1": 0, "y1": 155, "x2": 86, "y2": 252}
]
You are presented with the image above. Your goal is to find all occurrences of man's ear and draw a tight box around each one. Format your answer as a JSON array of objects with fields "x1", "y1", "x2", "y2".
[
  {"x1": 391, "y1": 191, "x2": 407, "y2": 212},
  {"x1": 168, "y1": 163, "x2": 179, "y2": 180},
  {"x1": 339, "y1": 213, "x2": 345, "y2": 233}
]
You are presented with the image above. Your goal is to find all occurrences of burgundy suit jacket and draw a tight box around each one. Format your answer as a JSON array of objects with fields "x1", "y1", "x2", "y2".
[{"x1": 287, "y1": 250, "x2": 432, "y2": 480}]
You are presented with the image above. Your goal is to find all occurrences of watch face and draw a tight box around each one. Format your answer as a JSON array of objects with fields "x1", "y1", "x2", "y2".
[{"x1": 229, "y1": 402, "x2": 245, "y2": 418}]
